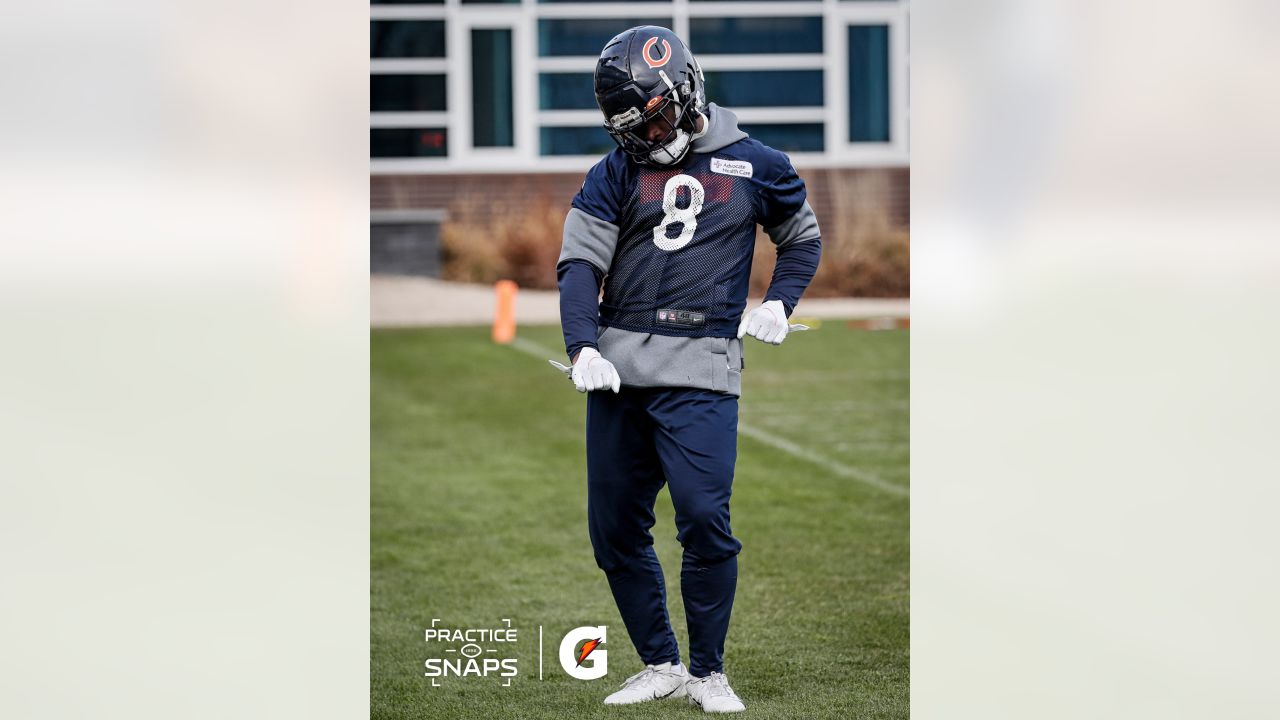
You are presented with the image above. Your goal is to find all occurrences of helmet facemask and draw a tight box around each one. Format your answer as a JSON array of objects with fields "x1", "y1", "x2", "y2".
[{"x1": 603, "y1": 76, "x2": 700, "y2": 167}]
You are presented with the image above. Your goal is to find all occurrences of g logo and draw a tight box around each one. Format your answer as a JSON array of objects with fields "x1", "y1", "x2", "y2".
[{"x1": 559, "y1": 625, "x2": 608, "y2": 680}]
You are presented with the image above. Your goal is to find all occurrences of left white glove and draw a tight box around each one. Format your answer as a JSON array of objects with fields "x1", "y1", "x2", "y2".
[
  {"x1": 737, "y1": 299, "x2": 790, "y2": 345},
  {"x1": 570, "y1": 347, "x2": 621, "y2": 393}
]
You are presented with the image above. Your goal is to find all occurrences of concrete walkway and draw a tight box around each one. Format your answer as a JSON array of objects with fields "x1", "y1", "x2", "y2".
[{"x1": 371, "y1": 275, "x2": 909, "y2": 328}]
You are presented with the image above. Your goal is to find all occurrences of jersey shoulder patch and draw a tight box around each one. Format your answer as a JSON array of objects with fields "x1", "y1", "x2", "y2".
[
  {"x1": 711, "y1": 137, "x2": 791, "y2": 184},
  {"x1": 710, "y1": 157, "x2": 753, "y2": 179}
]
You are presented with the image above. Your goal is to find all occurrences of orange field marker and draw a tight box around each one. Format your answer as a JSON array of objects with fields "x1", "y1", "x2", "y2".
[{"x1": 492, "y1": 280, "x2": 517, "y2": 344}]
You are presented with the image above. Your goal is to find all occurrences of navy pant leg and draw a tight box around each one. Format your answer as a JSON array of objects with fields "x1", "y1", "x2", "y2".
[
  {"x1": 649, "y1": 389, "x2": 742, "y2": 678},
  {"x1": 586, "y1": 388, "x2": 681, "y2": 667}
]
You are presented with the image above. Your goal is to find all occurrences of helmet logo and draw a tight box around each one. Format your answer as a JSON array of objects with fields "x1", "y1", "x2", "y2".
[
  {"x1": 641, "y1": 37, "x2": 672, "y2": 69},
  {"x1": 644, "y1": 96, "x2": 663, "y2": 112}
]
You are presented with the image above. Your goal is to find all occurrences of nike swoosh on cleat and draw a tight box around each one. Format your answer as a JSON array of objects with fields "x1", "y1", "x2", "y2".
[{"x1": 655, "y1": 686, "x2": 680, "y2": 700}]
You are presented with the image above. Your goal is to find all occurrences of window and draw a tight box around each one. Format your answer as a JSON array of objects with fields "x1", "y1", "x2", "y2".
[
  {"x1": 540, "y1": 126, "x2": 615, "y2": 156},
  {"x1": 539, "y1": 73, "x2": 597, "y2": 110},
  {"x1": 538, "y1": 18, "x2": 672, "y2": 57},
  {"x1": 703, "y1": 70, "x2": 823, "y2": 107},
  {"x1": 371, "y1": 75, "x2": 446, "y2": 112},
  {"x1": 689, "y1": 17, "x2": 822, "y2": 54},
  {"x1": 472, "y1": 29, "x2": 514, "y2": 147},
  {"x1": 366, "y1": 5, "x2": 906, "y2": 166},
  {"x1": 372, "y1": 128, "x2": 449, "y2": 158},
  {"x1": 739, "y1": 123, "x2": 824, "y2": 152},
  {"x1": 847, "y1": 24, "x2": 890, "y2": 142},
  {"x1": 371, "y1": 21, "x2": 446, "y2": 58}
]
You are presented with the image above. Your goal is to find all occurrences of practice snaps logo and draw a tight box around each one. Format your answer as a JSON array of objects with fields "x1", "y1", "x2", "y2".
[
  {"x1": 559, "y1": 625, "x2": 608, "y2": 680},
  {"x1": 423, "y1": 618, "x2": 519, "y2": 687}
]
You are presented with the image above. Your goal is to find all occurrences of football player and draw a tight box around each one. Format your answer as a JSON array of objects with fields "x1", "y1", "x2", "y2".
[{"x1": 556, "y1": 26, "x2": 822, "y2": 713}]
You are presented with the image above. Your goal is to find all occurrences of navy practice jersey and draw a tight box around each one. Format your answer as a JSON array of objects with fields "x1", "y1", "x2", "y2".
[
  {"x1": 570, "y1": 129, "x2": 807, "y2": 338},
  {"x1": 557, "y1": 105, "x2": 822, "y2": 390}
]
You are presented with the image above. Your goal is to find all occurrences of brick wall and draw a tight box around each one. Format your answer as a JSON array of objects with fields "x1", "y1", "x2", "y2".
[{"x1": 370, "y1": 167, "x2": 909, "y2": 297}]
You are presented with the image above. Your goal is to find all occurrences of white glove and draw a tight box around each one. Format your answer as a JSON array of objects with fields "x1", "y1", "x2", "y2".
[
  {"x1": 737, "y1": 299, "x2": 790, "y2": 345},
  {"x1": 570, "y1": 347, "x2": 621, "y2": 393}
]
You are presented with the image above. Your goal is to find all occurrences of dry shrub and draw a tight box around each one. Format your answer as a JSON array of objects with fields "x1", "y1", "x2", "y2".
[
  {"x1": 751, "y1": 218, "x2": 911, "y2": 298},
  {"x1": 440, "y1": 193, "x2": 565, "y2": 289},
  {"x1": 753, "y1": 170, "x2": 910, "y2": 298},
  {"x1": 820, "y1": 168, "x2": 910, "y2": 297}
]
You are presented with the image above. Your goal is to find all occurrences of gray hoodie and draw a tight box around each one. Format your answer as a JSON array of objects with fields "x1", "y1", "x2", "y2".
[{"x1": 562, "y1": 104, "x2": 821, "y2": 397}]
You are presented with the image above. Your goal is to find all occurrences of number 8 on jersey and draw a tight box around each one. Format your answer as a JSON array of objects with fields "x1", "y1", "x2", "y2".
[{"x1": 652, "y1": 174, "x2": 705, "y2": 252}]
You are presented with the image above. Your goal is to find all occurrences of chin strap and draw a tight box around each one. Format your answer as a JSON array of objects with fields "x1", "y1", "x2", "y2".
[
  {"x1": 690, "y1": 111, "x2": 710, "y2": 142},
  {"x1": 647, "y1": 129, "x2": 691, "y2": 165},
  {"x1": 648, "y1": 109, "x2": 707, "y2": 166}
]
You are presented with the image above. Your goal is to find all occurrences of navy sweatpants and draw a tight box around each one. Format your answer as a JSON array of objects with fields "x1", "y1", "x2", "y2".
[{"x1": 585, "y1": 386, "x2": 742, "y2": 678}]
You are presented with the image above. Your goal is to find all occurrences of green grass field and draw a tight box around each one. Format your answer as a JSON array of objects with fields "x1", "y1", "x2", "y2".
[{"x1": 372, "y1": 323, "x2": 908, "y2": 719}]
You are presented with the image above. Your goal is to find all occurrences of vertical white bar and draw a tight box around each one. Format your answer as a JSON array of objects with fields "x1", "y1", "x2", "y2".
[
  {"x1": 673, "y1": 0, "x2": 690, "y2": 45},
  {"x1": 519, "y1": 0, "x2": 539, "y2": 164},
  {"x1": 447, "y1": 0, "x2": 471, "y2": 162},
  {"x1": 824, "y1": 0, "x2": 847, "y2": 162},
  {"x1": 538, "y1": 625, "x2": 543, "y2": 680},
  {"x1": 891, "y1": 5, "x2": 910, "y2": 159}
]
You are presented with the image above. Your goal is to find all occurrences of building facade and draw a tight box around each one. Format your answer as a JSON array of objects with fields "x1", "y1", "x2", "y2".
[
  {"x1": 371, "y1": 0, "x2": 909, "y2": 173},
  {"x1": 370, "y1": 1, "x2": 910, "y2": 298}
]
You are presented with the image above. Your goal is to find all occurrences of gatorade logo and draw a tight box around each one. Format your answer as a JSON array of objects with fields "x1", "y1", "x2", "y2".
[{"x1": 559, "y1": 625, "x2": 608, "y2": 680}]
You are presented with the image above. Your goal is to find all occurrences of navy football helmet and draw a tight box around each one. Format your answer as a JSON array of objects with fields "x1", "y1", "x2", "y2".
[{"x1": 594, "y1": 26, "x2": 706, "y2": 167}]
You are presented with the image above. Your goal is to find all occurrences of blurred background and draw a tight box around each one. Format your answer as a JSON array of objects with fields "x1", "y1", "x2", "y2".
[
  {"x1": 369, "y1": 0, "x2": 910, "y2": 319},
  {"x1": 9, "y1": 1, "x2": 1279, "y2": 717}
]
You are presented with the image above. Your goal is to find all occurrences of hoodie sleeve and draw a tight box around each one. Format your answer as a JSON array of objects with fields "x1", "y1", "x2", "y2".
[
  {"x1": 557, "y1": 260, "x2": 604, "y2": 361},
  {"x1": 557, "y1": 153, "x2": 628, "y2": 359},
  {"x1": 758, "y1": 157, "x2": 822, "y2": 316}
]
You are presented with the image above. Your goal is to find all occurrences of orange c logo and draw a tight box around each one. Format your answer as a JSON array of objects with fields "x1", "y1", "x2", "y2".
[{"x1": 642, "y1": 37, "x2": 672, "y2": 69}]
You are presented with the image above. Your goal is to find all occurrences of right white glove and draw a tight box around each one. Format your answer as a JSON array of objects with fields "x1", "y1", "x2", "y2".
[
  {"x1": 570, "y1": 347, "x2": 621, "y2": 393},
  {"x1": 737, "y1": 299, "x2": 791, "y2": 345}
]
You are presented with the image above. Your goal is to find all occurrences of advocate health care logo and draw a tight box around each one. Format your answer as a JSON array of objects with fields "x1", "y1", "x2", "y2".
[{"x1": 423, "y1": 619, "x2": 608, "y2": 688}]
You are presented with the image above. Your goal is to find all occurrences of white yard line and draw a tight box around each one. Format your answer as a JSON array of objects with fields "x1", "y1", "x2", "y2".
[
  {"x1": 506, "y1": 335, "x2": 909, "y2": 499},
  {"x1": 735, "y1": 423, "x2": 908, "y2": 498},
  {"x1": 509, "y1": 336, "x2": 561, "y2": 364}
]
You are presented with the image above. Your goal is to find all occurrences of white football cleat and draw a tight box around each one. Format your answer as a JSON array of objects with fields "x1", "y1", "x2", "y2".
[
  {"x1": 603, "y1": 661, "x2": 688, "y2": 705},
  {"x1": 685, "y1": 671, "x2": 746, "y2": 713}
]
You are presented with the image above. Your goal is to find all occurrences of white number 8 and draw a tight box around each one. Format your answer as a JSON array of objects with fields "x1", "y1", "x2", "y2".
[{"x1": 652, "y1": 174, "x2": 705, "y2": 252}]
